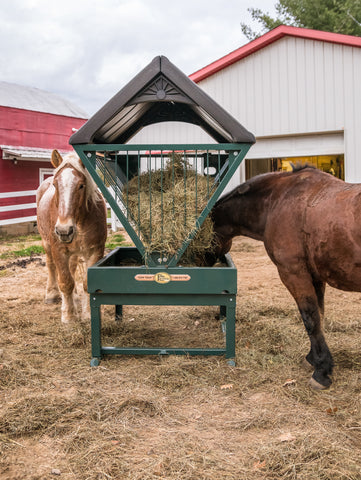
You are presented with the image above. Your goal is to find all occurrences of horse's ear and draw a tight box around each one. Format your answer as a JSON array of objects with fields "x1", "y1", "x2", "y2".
[
  {"x1": 51, "y1": 150, "x2": 63, "y2": 168},
  {"x1": 237, "y1": 183, "x2": 250, "y2": 195}
]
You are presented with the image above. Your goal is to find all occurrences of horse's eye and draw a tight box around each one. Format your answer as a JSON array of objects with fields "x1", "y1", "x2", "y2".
[{"x1": 79, "y1": 184, "x2": 85, "y2": 190}]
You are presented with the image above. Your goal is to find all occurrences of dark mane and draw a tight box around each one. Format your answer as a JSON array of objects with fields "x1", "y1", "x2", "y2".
[{"x1": 290, "y1": 162, "x2": 316, "y2": 172}]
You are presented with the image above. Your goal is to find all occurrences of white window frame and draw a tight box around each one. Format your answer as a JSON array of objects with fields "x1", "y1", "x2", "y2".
[{"x1": 39, "y1": 168, "x2": 55, "y2": 186}]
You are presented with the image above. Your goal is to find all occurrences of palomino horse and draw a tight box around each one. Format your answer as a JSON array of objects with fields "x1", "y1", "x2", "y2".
[
  {"x1": 37, "y1": 150, "x2": 107, "y2": 323},
  {"x1": 209, "y1": 165, "x2": 361, "y2": 389}
]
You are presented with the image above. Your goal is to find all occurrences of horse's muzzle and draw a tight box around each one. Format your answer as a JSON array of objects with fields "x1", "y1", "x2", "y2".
[{"x1": 55, "y1": 224, "x2": 76, "y2": 243}]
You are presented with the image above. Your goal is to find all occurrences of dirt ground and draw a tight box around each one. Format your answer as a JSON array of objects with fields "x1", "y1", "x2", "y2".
[{"x1": 0, "y1": 233, "x2": 360, "y2": 479}]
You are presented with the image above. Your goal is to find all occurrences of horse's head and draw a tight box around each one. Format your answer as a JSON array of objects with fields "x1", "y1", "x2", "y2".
[
  {"x1": 202, "y1": 234, "x2": 233, "y2": 266},
  {"x1": 202, "y1": 197, "x2": 237, "y2": 266},
  {"x1": 51, "y1": 150, "x2": 88, "y2": 244},
  {"x1": 203, "y1": 182, "x2": 254, "y2": 265}
]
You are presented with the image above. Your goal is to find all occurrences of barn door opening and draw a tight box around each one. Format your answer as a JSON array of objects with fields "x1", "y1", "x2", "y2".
[{"x1": 246, "y1": 155, "x2": 344, "y2": 180}]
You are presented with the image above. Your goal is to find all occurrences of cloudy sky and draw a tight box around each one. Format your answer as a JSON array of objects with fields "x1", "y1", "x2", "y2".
[{"x1": 0, "y1": 0, "x2": 276, "y2": 116}]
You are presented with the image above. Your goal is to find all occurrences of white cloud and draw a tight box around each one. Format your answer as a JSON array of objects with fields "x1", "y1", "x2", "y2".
[{"x1": 0, "y1": 0, "x2": 276, "y2": 115}]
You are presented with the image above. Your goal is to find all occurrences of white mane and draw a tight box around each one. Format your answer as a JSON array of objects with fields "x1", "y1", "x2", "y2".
[{"x1": 54, "y1": 152, "x2": 102, "y2": 206}]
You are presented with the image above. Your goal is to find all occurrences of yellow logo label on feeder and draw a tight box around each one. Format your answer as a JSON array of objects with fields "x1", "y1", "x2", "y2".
[
  {"x1": 154, "y1": 272, "x2": 171, "y2": 284},
  {"x1": 134, "y1": 273, "x2": 191, "y2": 283}
]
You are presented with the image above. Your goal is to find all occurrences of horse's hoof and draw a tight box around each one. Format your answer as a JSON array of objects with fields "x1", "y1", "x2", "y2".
[
  {"x1": 301, "y1": 357, "x2": 314, "y2": 371},
  {"x1": 45, "y1": 296, "x2": 61, "y2": 304},
  {"x1": 61, "y1": 315, "x2": 78, "y2": 324},
  {"x1": 309, "y1": 377, "x2": 331, "y2": 390}
]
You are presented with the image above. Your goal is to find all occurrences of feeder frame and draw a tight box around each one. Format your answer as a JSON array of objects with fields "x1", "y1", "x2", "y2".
[{"x1": 69, "y1": 55, "x2": 255, "y2": 366}]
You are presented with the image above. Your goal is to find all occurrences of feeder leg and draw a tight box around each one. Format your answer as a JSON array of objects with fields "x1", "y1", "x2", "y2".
[
  {"x1": 90, "y1": 303, "x2": 102, "y2": 367},
  {"x1": 225, "y1": 303, "x2": 236, "y2": 366},
  {"x1": 115, "y1": 304, "x2": 123, "y2": 322},
  {"x1": 90, "y1": 357, "x2": 100, "y2": 367}
]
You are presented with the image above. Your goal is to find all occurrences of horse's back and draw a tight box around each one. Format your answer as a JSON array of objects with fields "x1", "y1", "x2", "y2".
[
  {"x1": 36, "y1": 177, "x2": 55, "y2": 241},
  {"x1": 36, "y1": 176, "x2": 54, "y2": 205}
]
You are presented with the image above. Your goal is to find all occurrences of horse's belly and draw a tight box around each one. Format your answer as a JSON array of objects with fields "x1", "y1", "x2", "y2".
[
  {"x1": 303, "y1": 200, "x2": 361, "y2": 291},
  {"x1": 324, "y1": 268, "x2": 361, "y2": 291},
  {"x1": 311, "y1": 239, "x2": 361, "y2": 292}
]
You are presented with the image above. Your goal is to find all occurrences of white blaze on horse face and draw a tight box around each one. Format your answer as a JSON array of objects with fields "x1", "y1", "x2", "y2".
[{"x1": 54, "y1": 167, "x2": 79, "y2": 243}]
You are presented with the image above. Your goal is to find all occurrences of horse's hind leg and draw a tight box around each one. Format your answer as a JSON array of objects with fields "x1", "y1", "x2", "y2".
[
  {"x1": 278, "y1": 269, "x2": 333, "y2": 389},
  {"x1": 304, "y1": 278, "x2": 326, "y2": 369},
  {"x1": 313, "y1": 278, "x2": 325, "y2": 317},
  {"x1": 77, "y1": 257, "x2": 91, "y2": 319}
]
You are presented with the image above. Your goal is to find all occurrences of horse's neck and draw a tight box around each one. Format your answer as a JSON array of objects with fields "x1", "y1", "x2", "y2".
[
  {"x1": 77, "y1": 197, "x2": 100, "y2": 226},
  {"x1": 238, "y1": 201, "x2": 266, "y2": 241},
  {"x1": 231, "y1": 188, "x2": 270, "y2": 240}
]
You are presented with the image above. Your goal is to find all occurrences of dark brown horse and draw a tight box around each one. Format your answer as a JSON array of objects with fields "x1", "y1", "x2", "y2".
[
  {"x1": 37, "y1": 150, "x2": 107, "y2": 323},
  {"x1": 209, "y1": 165, "x2": 361, "y2": 389}
]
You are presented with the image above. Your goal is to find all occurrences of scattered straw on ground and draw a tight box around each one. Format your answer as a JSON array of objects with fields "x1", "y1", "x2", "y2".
[{"x1": 0, "y1": 234, "x2": 361, "y2": 479}]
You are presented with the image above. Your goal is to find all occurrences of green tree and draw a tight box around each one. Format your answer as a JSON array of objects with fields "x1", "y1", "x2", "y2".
[{"x1": 241, "y1": 0, "x2": 361, "y2": 40}]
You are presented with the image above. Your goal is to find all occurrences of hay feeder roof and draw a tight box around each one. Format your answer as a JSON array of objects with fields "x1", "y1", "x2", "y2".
[{"x1": 69, "y1": 55, "x2": 255, "y2": 145}]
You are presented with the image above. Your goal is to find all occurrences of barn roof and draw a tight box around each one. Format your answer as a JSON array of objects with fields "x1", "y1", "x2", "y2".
[
  {"x1": 0, "y1": 144, "x2": 69, "y2": 162},
  {"x1": 69, "y1": 55, "x2": 255, "y2": 145},
  {"x1": 190, "y1": 25, "x2": 361, "y2": 83},
  {"x1": 0, "y1": 81, "x2": 88, "y2": 119}
]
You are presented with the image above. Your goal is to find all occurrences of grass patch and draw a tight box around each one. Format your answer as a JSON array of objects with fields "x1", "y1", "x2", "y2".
[
  {"x1": 0, "y1": 245, "x2": 44, "y2": 259},
  {"x1": 0, "y1": 233, "x2": 42, "y2": 244},
  {"x1": 105, "y1": 233, "x2": 130, "y2": 250}
]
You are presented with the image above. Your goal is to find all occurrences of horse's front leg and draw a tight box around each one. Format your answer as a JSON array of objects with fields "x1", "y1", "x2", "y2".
[
  {"x1": 43, "y1": 245, "x2": 60, "y2": 304},
  {"x1": 53, "y1": 250, "x2": 78, "y2": 323},
  {"x1": 278, "y1": 269, "x2": 333, "y2": 389}
]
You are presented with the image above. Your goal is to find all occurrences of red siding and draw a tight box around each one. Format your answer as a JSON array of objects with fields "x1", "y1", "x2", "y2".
[
  {"x1": 0, "y1": 158, "x2": 50, "y2": 221},
  {"x1": 0, "y1": 106, "x2": 86, "y2": 150},
  {"x1": 0, "y1": 207, "x2": 37, "y2": 221},
  {"x1": 0, "y1": 158, "x2": 52, "y2": 194},
  {"x1": 0, "y1": 105, "x2": 87, "y2": 224}
]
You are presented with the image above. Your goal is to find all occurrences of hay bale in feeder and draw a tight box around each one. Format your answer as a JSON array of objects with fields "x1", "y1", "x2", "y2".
[{"x1": 125, "y1": 154, "x2": 215, "y2": 263}]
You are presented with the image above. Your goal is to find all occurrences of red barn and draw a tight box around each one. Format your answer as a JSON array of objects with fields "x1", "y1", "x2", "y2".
[{"x1": 0, "y1": 81, "x2": 87, "y2": 234}]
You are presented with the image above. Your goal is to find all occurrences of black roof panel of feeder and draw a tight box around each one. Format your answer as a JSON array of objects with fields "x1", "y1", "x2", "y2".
[{"x1": 69, "y1": 56, "x2": 255, "y2": 145}]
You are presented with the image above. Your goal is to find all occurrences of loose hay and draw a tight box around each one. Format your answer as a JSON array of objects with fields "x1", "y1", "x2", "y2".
[
  {"x1": 0, "y1": 395, "x2": 78, "y2": 437},
  {"x1": 2, "y1": 235, "x2": 361, "y2": 480},
  {"x1": 125, "y1": 154, "x2": 215, "y2": 262}
]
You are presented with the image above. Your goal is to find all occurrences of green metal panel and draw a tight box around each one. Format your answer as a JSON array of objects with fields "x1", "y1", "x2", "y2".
[
  {"x1": 88, "y1": 248, "x2": 237, "y2": 295},
  {"x1": 90, "y1": 293, "x2": 236, "y2": 307},
  {"x1": 88, "y1": 247, "x2": 237, "y2": 364}
]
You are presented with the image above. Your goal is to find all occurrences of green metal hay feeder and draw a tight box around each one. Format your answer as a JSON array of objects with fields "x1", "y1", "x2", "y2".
[{"x1": 70, "y1": 56, "x2": 255, "y2": 366}]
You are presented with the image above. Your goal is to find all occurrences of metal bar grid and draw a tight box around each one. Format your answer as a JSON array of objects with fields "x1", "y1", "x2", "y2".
[{"x1": 73, "y1": 143, "x2": 252, "y2": 266}]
